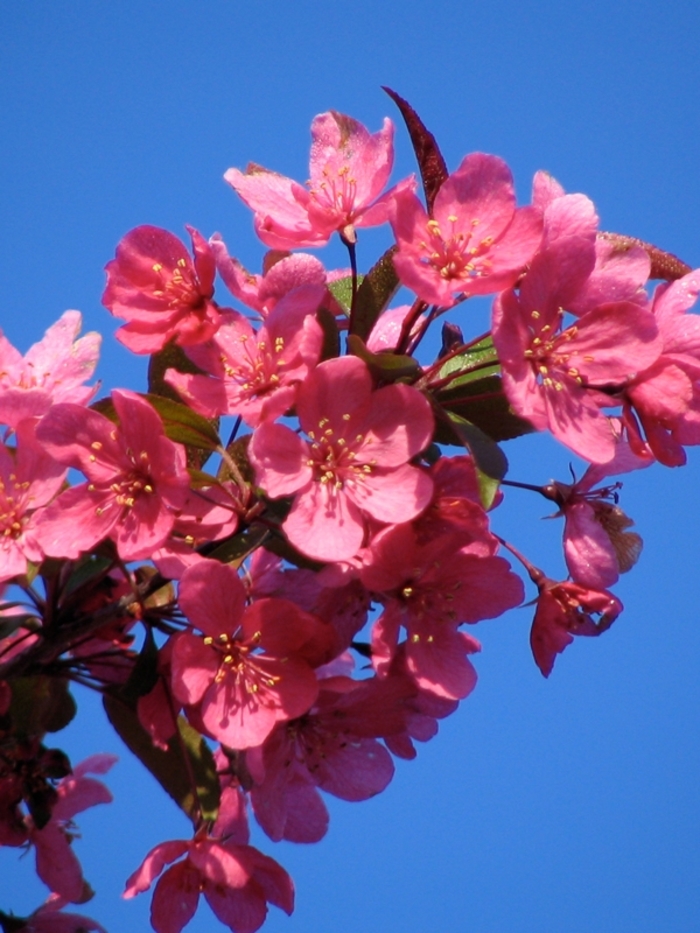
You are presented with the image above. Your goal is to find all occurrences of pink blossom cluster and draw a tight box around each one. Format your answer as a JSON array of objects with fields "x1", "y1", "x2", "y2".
[{"x1": 1, "y1": 97, "x2": 698, "y2": 933}]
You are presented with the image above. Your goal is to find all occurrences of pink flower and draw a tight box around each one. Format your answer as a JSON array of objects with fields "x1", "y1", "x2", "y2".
[
  {"x1": 248, "y1": 355, "x2": 435, "y2": 562},
  {"x1": 102, "y1": 225, "x2": 223, "y2": 353},
  {"x1": 152, "y1": 481, "x2": 242, "y2": 580},
  {"x1": 124, "y1": 834, "x2": 293, "y2": 933},
  {"x1": 619, "y1": 269, "x2": 700, "y2": 466},
  {"x1": 209, "y1": 234, "x2": 331, "y2": 318},
  {"x1": 34, "y1": 390, "x2": 189, "y2": 561},
  {"x1": 530, "y1": 171, "x2": 650, "y2": 313},
  {"x1": 10, "y1": 895, "x2": 107, "y2": 933},
  {"x1": 548, "y1": 442, "x2": 650, "y2": 589},
  {"x1": 360, "y1": 523, "x2": 524, "y2": 698},
  {"x1": 0, "y1": 420, "x2": 66, "y2": 583},
  {"x1": 171, "y1": 560, "x2": 326, "y2": 749},
  {"x1": 529, "y1": 578, "x2": 622, "y2": 677},
  {"x1": 0, "y1": 312, "x2": 100, "y2": 430},
  {"x1": 165, "y1": 284, "x2": 325, "y2": 426},
  {"x1": 225, "y1": 111, "x2": 404, "y2": 248},
  {"x1": 390, "y1": 152, "x2": 543, "y2": 306},
  {"x1": 246, "y1": 675, "x2": 406, "y2": 844},
  {"x1": 29, "y1": 755, "x2": 116, "y2": 904},
  {"x1": 493, "y1": 238, "x2": 662, "y2": 463}
]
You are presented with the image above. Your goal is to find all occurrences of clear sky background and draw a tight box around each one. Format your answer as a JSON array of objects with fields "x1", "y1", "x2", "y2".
[{"x1": 2, "y1": 2, "x2": 700, "y2": 931}]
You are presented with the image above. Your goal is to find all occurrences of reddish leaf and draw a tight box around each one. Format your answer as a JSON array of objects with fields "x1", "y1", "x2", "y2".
[
  {"x1": 350, "y1": 246, "x2": 400, "y2": 340},
  {"x1": 599, "y1": 232, "x2": 692, "y2": 281},
  {"x1": 382, "y1": 86, "x2": 448, "y2": 211}
]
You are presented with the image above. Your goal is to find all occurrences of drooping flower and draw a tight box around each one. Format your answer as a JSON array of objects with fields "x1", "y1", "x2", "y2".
[
  {"x1": 248, "y1": 355, "x2": 435, "y2": 562},
  {"x1": 529, "y1": 577, "x2": 622, "y2": 677},
  {"x1": 102, "y1": 225, "x2": 223, "y2": 353},
  {"x1": 124, "y1": 792, "x2": 293, "y2": 933},
  {"x1": 33, "y1": 390, "x2": 189, "y2": 561},
  {"x1": 28, "y1": 755, "x2": 117, "y2": 904},
  {"x1": 390, "y1": 152, "x2": 543, "y2": 307},
  {"x1": 545, "y1": 441, "x2": 651, "y2": 589},
  {"x1": 225, "y1": 111, "x2": 408, "y2": 248},
  {"x1": 0, "y1": 311, "x2": 100, "y2": 430}
]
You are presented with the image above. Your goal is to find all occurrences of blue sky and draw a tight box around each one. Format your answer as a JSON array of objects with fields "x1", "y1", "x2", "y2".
[{"x1": 2, "y1": 2, "x2": 700, "y2": 931}]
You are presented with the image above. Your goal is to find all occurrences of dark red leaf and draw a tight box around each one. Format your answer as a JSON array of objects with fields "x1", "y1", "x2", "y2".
[{"x1": 382, "y1": 86, "x2": 448, "y2": 211}]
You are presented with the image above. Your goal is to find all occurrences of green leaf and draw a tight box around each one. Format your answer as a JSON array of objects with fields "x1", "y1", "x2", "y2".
[
  {"x1": 206, "y1": 523, "x2": 270, "y2": 567},
  {"x1": 350, "y1": 246, "x2": 400, "y2": 341},
  {"x1": 119, "y1": 628, "x2": 160, "y2": 703},
  {"x1": 439, "y1": 411, "x2": 508, "y2": 481},
  {"x1": 148, "y1": 343, "x2": 206, "y2": 400},
  {"x1": 103, "y1": 693, "x2": 220, "y2": 823},
  {"x1": 187, "y1": 468, "x2": 223, "y2": 489},
  {"x1": 9, "y1": 677, "x2": 77, "y2": 737},
  {"x1": 382, "y1": 86, "x2": 448, "y2": 212},
  {"x1": 316, "y1": 305, "x2": 341, "y2": 362},
  {"x1": 437, "y1": 336, "x2": 500, "y2": 384},
  {"x1": 0, "y1": 613, "x2": 38, "y2": 641},
  {"x1": 142, "y1": 393, "x2": 221, "y2": 450},
  {"x1": 328, "y1": 274, "x2": 364, "y2": 315},
  {"x1": 475, "y1": 468, "x2": 502, "y2": 511},
  {"x1": 63, "y1": 555, "x2": 114, "y2": 597},
  {"x1": 347, "y1": 334, "x2": 420, "y2": 380},
  {"x1": 435, "y1": 374, "x2": 537, "y2": 443}
]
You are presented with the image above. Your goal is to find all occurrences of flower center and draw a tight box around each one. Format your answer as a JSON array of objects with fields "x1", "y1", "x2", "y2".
[
  {"x1": 0, "y1": 473, "x2": 30, "y2": 541},
  {"x1": 419, "y1": 216, "x2": 494, "y2": 283},
  {"x1": 305, "y1": 416, "x2": 375, "y2": 491},
  {"x1": 309, "y1": 164, "x2": 358, "y2": 218},
  {"x1": 222, "y1": 334, "x2": 287, "y2": 399},
  {"x1": 151, "y1": 258, "x2": 204, "y2": 309},
  {"x1": 523, "y1": 309, "x2": 585, "y2": 390}
]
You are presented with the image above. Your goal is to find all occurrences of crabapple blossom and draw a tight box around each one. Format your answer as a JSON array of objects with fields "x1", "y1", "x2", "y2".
[
  {"x1": 492, "y1": 236, "x2": 663, "y2": 463},
  {"x1": 248, "y1": 355, "x2": 434, "y2": 561},
  {"x1": 246, "y1": 673, "x2": 407, "y2": 843},
  {"x1": 165, "y1": 284, "x2": 325, "y2": 426},
  {"x1": 617, "y1": 268, "x2": 700, "y2": 465},
  {"x1": 0, "y1": 895, "x2": 107, "y2": 933},
  {"x1": 27, "y1": 755, "x2": 116, "y2": 904},
  {"x1": 124, "y1": 833, "x2": 293, "y2": 933},
  {"x1": 0, "y1": 311, "x2": 100, "y2": 430},
  {"x1": 171, "y1": 560, "x2": 329, "y2": 749},
  {"x1": 225, "y1": 111, "x2": 405, "y2": 248},
  {"x1": 3, "y1": 96, "x2": 697, "y2": 933},
  {"x1": 33, "y1": 390, "x2": 189, "y2": 561},
  {"x1": 360, "y1": 523, "x2": 524, "y2": 698},
  {"x1": 102, "y1": 225, "x2": 223, "y2": 353},
  {"x1": 390, "y1": 152, "x2": 543, "y2": 306},
  {"x1": 0, "y1": 420, "x2": 66, "y2": 584},
  {"x1": 545, "y1": 441, "x2": 651, "y2": 589},
  {"x1": 528, "y1": 576, "x2": 622, "y2": 678}
]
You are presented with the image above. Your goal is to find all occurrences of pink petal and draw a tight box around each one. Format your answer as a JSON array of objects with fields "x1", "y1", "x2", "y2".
[
  {"x1": 123, "y1": 840, "x2": 189, "y2": 897},
  {"x1": 149, "y1": 861, "x2": 200, "y2": 933}
]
